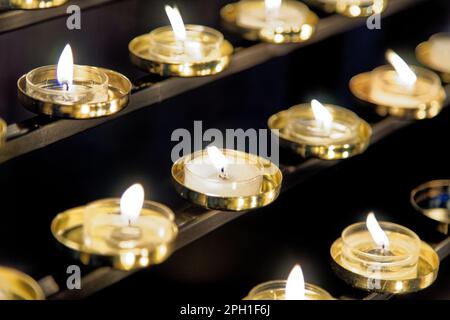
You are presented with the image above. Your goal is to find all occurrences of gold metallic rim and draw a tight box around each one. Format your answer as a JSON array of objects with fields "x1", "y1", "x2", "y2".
[
  {"x1": 416, "y1": 41, "x2": 450, "y2": 84},
  {"x1": 330, "y1": 238, "x2": 439, "y2": 294},
  {"x1": 171, "y1": 149, "x2": 283, "y2": 211},
  {"x1": 51, "y1": 206, "x2": 178, "y2": 271},
  {"x1": 349, "y1": 72, "x2": 446, "y2": 119},
  {"x1": 220, "y1": 1, "x2": 318, "y2": 43},
  {"x1": 18, "y1": 67, "x2": 132, "y2": 119},
  {"x1": 0, "y1": 118, "x2": 6, "y2": 147},
  {"x1": 129, "y1": 34, "x2": 233, "y2": 77},
  {"x1": 0, "y1": 267, "x2": 44, "y2": 300},
  {"x1": 268, "y1": 104, "x2": 372, "y2": 160},
  {"x1": 1, "y1": 0, "x2": 68, "y2": 9},
  {"x1": 411, "y1": 180, "x2": 450, "y2": 227},
  {"x1": 335, "y1": 0, "x2": 388, "y2": 17}
]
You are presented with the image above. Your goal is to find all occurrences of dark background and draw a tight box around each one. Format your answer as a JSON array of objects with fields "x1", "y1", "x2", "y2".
[{"x1": 0, "y1": 0, "x2": 449, "y2": 300}]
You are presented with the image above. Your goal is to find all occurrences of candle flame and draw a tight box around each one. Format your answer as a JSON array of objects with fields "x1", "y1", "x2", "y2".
[
  {"x1": 385, "y1": 50, "x2": 417, "y2": 86},
  {"x1": 285, "y1": 264, "x2": 305, "y2": 300},
  {"x1": 265, "y1": 0, "x2": 282, "y2": 19},
  {"x1": 311, "y1": 99, "x2": 333, "y2": 131},
  {"x1": 366, "y1": 212, "x2": 390, "y2": 250},
  {"x1": 57, "y1": 44, "x2": 73, "y2": 88},
  {"x1": 207, "y1": 146, "x2": 228, "y2": 173},
  {"x1": 265, "y1": 0, "x2": 282, "y2": 10},
  {"x1": 165, "y1": 5, "x2": 186, "y2": 41},
  {"x1": 120, "y1": 183, "x2": 145, "y2": 224}
]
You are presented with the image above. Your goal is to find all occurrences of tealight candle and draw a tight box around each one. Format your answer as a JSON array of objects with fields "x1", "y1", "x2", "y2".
[
  {"x1": 411, "y1": 180, "x2": 450, "y2": 235},
  {"x1": 268, "y1": 99, "x2": 371, "y2": 159},
  {"x1": 331, "y1": 212, "x2": 440, "y2": 293},
  {"x1": 25, "y1": 44, "x2": 109, "y2": 105},
  {"x1": 1, "y1": 0, "x2": 68, "y2": 10},
  {"x1": 18, "y1": 44, "x2": 132, "y2": 118},
  {"x1": 237, "y1": 0, "x2": 307, "y2": 30},
  {"x1": 84, "y1": 184, "x2": 177, "y2": 253},
  {"x1": 129, "y1": 5, "x2": 233, "y2": 76},
  {"x1": 0, "y1": 267, "x2": 44, "y2": 300},
  {"x1": 416, "y1": 33, "x2": 450, "y2": 83},
  {"x1": 350, "y1": 50, "x2": 445, "y2": 119},
  {"x1": 183, "y1": 146, "x2": 263, "y2": 197},
  {"x1": 245, "y1": 264, "x2": 334, "y2": 300},
  {"x1": 370, "y1": 50, "x2": 442, "y2": 108},
  {"x1": 52, "y1": 184, "x2": 178, "y2": 270},
  {"x1": 340, "y1": 212, "x2": 421, "y2": 280},
  {"x1": 313, "y1": 0, "x2": 386, "y2": 17},
  {"x1": 0, "y1": 118, "x2": 6, "y2": 147},
  {"x1": 172, "y1": 147, "x2": 282, "y2": 211},
  {"x1": 428, "y1": 34, "x2": 450, "y2": 72},
  {"x1": 221, "y1": 0, "x2": 318, "y2": 43}
]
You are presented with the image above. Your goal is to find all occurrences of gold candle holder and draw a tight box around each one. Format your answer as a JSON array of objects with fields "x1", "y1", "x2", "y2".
[
  {"x1": 1, "y1": 0, "x2": 68, "y2": 9},
  {"x1": 18, "y1": 44, "x2": 132, "y2": 119},
  {"x1": 268, "y1": 100, "x2": 371, "y2": 160},
  {"x1": 245, "y1": 265, "x2": 334, "y2": 300},
  {"x1": 0, "y1": 267, "x2": 44, "y2": 300},
  {"x1": 416, "y1": 33, "x2": 450, "y2": 83},
  {"x1": 220, "y1": 0, "x2": 318, "y2": 43},
  {"x1": 330, "y1": 213, "x2": 439, "y2": 294},
  {"x1": 129, "y1": 6, "x2": 233, "y2": 77},
  {"x1": 411, "y1": 180, "x2": 450, "y2": 235},
  {"x1": 172, "y1": 147, "x2": 282, "y2": 211},
  {"x1": 51, "y1": 184, "x2": 178, "y2": 271},
  {"x1": 307, "y1": 0, "x2": 387, "y2": 17},
  {"x1": 0, "y1": 118, "x2": 6, "y2": 148},
  {"x1": 350, "y1": 50, "x2": 446, "y2": 119}
]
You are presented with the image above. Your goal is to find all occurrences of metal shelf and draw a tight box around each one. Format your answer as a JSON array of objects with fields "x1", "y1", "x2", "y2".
[{"x1": 0, "y1": 0, "x2": 425, "y2": 164}]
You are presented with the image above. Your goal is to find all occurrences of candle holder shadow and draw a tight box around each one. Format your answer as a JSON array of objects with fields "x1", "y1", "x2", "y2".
[
  {"x1": 308, "y1": 0, "x2": 387, "y2": 18},
  {"x1": 411, "y1": 180, "x2": 450, "y2": 235},
  {"x1": 0, "y1": 0, "x2": 68, "y2": 9},
  {"x1": 129, "y1": 26, "x2": 233, "y2": 77},
  {"x1": 268, "y1": 104, "x2": 372, "y2": 160},
  {"x1": 220, "y1": 1, "x2": 318, "y2": 43},
  {"x1": 18, "y1": 67, "x2": 132, "y2": 119},
  {"x1": 349, "y1": 71, "x2": 446, "y2": 120},
  {"x1": 416, "y1": 36, "x2": 450, "y2": 84},
  {"x1": 51, "y1": 204, "x2": 178, "y2": 271},
  {"x1": 171, "y1": 149, "x2": 282, "y2": 211},
  {"x1": 0, "y1": 267, "x2": 44, "y2": 300},
  {"x1": 330, "y1": 236, "x2": 439, "y2": 294}
]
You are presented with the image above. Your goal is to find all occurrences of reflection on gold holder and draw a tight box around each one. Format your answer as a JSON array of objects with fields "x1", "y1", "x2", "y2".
[
  {"x1": 416, "y1": 35, "x2": 450, "y2": 83},
  {"x1": 1, "y1": 0, "x2": 68, "y2": 9},
  {"x1": 0, "y1": 118, "x2": 6, "y2": 147},
  {"x1": 330, "y1": 238, "x2": 439, "y2": 294},
  {"x1": 18, "y1": 68, "x2": 131, "y2": 119},
  {"x1": 268, "y1": 104, "x2": 371, "y2": 160},
  {"x1": 220, "y1": 1, "x2": 318, "y2": 43},
  {"x1": 172, "y1": 149, "x2": 282, "y2": 211},
  {"x1": 51, "y1": 204, "x2": 178, "y2": 271},
  {"x1": 349, "y1": 72, "x2": 446, "y2": 119},
  {"x1": 306, "y1": 0, "x2": 387, "y2": 17},
  {"x1": 129, "y1": 29, "x2": 233, "y2": 77},
  {"x1": 0, "y1": 267, "x2": 44, "y2": 300},
  {"x1": 411, "y1": 180, "x2": 450, "y2": 235}
]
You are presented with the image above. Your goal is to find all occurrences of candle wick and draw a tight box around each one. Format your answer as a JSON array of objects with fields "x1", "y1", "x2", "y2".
[
  {"x1": 63, "y1": 82, "x2": 69, "y2": 91},
  {"x1": 219, "y1": 167, "x2": 228, "y2": 180}
]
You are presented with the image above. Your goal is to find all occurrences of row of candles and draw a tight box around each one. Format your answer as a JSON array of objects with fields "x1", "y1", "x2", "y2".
[{"x1": 1, "y1": 0, "x2": 449, "y2": 299}]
